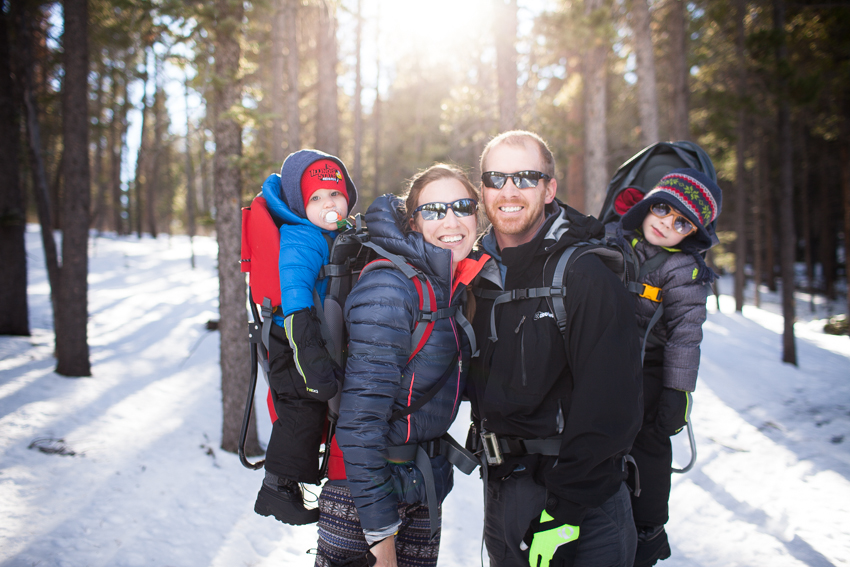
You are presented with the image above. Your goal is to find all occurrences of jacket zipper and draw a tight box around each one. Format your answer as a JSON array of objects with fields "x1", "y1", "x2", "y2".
[
  {"x1": 515, "y1": 316, "x2": 527, "y2": 387},
  {"x1": 450, "y1": 316, "x2": 462, "y2": 416}
]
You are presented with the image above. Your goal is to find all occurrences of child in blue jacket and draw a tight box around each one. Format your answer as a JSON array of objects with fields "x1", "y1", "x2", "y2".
[{"x1": 254, "y1": 149, "x2": 357, "y2": 525}]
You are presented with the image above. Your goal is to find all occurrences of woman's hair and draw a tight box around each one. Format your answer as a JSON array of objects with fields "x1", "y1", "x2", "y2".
[{"x1": 402, "y1": 163, "x2": 480, "y2": 225}]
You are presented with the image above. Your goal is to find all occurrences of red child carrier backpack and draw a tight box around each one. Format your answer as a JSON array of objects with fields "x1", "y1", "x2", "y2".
[{"x1": 237, "y1": 194, "x2": 472, "y2": 476}]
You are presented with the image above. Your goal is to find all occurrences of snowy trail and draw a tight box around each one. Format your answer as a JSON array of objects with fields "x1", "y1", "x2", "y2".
[{"x1": 0, "y1": 229, "x2": 848, "y2": 567}]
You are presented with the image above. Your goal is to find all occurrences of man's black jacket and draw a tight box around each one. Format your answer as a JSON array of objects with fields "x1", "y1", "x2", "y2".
[{"x1": 467, "y1": 201, "x2": 643, "y2": 526}]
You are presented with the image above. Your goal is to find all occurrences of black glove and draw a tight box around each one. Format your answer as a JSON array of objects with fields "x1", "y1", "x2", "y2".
[
  {"x1": 283, "y1": 307, "x2": 342, "y2": 401},
  {"x1": 656, "y1": 388, "x2": 692, "y2": 436},
  {"x1": 520, "y1": 510, "x2": 579, "y2": 567}
]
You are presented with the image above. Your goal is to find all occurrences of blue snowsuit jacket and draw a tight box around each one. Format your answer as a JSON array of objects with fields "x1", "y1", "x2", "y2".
[
  {"x1": 260, "y1": 149, "x2": 357, "y2": 326},
  {"x1": 336, "y1": 194, "x2": 477, "y2": 538}
]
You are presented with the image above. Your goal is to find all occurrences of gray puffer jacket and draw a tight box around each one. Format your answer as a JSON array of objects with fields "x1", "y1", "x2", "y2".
[
  {"x1": 630, "y1": 236, "x2": 708, "y2": 392},
  {"x1": 336, "y1": 194, "x2": 475, "y2": 540}
]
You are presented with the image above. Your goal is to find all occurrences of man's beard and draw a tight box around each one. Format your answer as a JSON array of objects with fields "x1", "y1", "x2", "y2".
[{"x1": 483, "y1": 195, "x2": 547, "y2": 238}]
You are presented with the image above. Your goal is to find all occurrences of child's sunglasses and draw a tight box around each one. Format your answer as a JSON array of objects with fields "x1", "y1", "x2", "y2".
[
  {"x1": 412, "y1": 198, "x2": 478, "y2": 221},
  {"x1": 481, "y1": 170, "x2": 551, "y2": 190},
  {"x1": 649, "y1": 203, "x2": 698, "y2": 236}
]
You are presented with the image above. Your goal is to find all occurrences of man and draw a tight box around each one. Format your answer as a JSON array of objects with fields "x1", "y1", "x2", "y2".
[{"x1": 466, "y1": 131, "x2": 644, "y2": 567}]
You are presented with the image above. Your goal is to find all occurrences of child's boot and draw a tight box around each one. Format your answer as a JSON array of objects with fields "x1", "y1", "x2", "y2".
[{"x1": 254, "y1": 472, "x2": 319, "y2": 525}]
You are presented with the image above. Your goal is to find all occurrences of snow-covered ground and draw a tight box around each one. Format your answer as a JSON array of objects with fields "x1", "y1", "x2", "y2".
[{"x1": 1, "y1": 226, "x2": 848, "y2": 567}]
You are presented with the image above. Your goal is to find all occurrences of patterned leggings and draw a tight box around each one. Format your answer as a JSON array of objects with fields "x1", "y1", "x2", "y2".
[{"x1": 314, "y1": 483, "x2": 441, "y2": 567}]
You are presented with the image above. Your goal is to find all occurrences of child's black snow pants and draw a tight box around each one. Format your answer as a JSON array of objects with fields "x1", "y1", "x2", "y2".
[
  {"x1": 264, "y1": 322, "x2": 327, "y2": 484},
  {"x1": 629, "y1": 365, "x2": 673, "y2": 528}
]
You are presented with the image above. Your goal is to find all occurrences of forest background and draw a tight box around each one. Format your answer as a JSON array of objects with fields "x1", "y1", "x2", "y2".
[{"x1": 0, "y1": 0, "x2": 848, "y2": 455}]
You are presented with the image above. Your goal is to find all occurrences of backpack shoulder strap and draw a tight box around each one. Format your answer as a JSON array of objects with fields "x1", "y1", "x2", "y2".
[
  {"x1": 357, "y1": 246, "x2": 458, "y2": 359},
  {"x1": 549, "y1": 245, "x2": 582, "y2": 336},
  {"x1": 627, "y1": 248, "x2": 673, "y2": 363}
]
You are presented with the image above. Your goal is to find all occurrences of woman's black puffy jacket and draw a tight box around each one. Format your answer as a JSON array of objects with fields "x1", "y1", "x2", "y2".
[{"x1": 336, "y1": 194, "x2": 475, "y2": 538}]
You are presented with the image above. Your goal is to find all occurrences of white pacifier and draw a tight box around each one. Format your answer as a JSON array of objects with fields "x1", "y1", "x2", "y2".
[{"x1": 324, "y1": 211, "x2": 340, "y2": 223}]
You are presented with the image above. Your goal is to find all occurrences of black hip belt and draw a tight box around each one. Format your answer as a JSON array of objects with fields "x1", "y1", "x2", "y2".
[
  {"x1": 383, "y1": 433, "x2": 479, "y2": 540},
  {"x1": 481, "y1": 431, "x2": 562, "y2": 466},
  {"x1": 385, "y1": 433, "x2": 478, "y2": 475}
]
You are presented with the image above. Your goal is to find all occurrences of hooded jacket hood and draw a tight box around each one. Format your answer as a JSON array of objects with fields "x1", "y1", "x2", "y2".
[{"x1": 264, "y1": 149, "x2": 358, "y2": 224}]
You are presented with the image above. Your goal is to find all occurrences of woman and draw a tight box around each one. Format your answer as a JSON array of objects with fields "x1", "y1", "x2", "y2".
[{"x1": 315, "y1": 164, "x2": 489, "y2": 567}]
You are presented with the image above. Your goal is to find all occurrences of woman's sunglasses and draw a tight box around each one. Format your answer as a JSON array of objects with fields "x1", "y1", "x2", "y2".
[
  {"x1": 649, "y1": 203, "x2": 698, "y2": 236},
  {"x1": 481, "y1": 170, "x2": 551, "y2": 190},
  {"x1": 412, "y1": 198, "x2": 478, "y2": 221}
]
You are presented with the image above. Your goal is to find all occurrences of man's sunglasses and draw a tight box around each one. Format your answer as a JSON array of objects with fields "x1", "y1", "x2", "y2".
[
  {"x1": 481, "y1": 170, "x2": 551, "y2": 190},
  {"x1": 649, "y1": 203, "x2": 698, "y2": 236},
  {"x1": 412, "y1": 198, "x2": 478, "y2": 221}
]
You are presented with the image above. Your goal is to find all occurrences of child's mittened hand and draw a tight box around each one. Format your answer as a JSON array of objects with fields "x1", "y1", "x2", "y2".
[
  {"x1": 656, "y1": 388, "x2": 692, "y2": 436},
  {"x1": 283, "y1": 307, "x2": 341, "y2": 401}
]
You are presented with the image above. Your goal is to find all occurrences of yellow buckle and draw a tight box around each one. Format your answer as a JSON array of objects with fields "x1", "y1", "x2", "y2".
[{"x1": 639, "y1": 284, "x2": 663, "y2": 302}]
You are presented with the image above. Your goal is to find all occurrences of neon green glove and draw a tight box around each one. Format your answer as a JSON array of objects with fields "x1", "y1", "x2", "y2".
[{"x1": 520, "y1": 510, "x2": 579, "y2": 567}]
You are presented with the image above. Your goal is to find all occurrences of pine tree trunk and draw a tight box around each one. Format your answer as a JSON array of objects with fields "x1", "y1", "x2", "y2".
[
  {"x1": 373, "y1": 11, "x2": 382, "y2": 202},
  {"x1": 109, "y1": 61, "x2": 126, "y2": 235},
  {"x1": 775, "y1": 0, "x2": 796, "y2": 365},
  {"x1": 495, "y1": 0, "x2": 518, "y2": 132},
  {"x1": 213, "y1": 0, "x2": 259, "y2": 455},
  {"x1": 753, "y1": 130, "x2": 763, "y2": 308},
  {"x1": 21, "y1": 11, "x2": 60, "y2": 324},
  {"x1": 632, "y1": 0, "x2": 659, "y2": 146},
  {"x1": 0, "y1": 6, "x2": 29, "y2": 336},
  {"x1": 818, "y1": 143, "x2": 836, "y2": 300},
  {"x1": 285, "y1": 0, "x2": 300, "y2": 153},
  {"x1": 352, "y1": 0, "x2": 363, "y2": 191},
  {"x1": 271, "y1": 0, "x2": 285, "y2": 163},
  {"x1": 734, "y1": 0, "x2": 747, "y2": 312},
  {"x1": 798, "y1": 123, "x2": 814, "y2": 312},
  {"x1": 668, "y1": 0, "x2": 689, "y2": 141},
  {"x1": 566, "y1": 92, "x2": 585, "y2": 213},
  {"x1": 199, "y1": 123, "x2": 210, "y2": 215},
  {"x1": 134, "y1": 47, "x2": 150, "y2": 239},
  {"x1": 91, "y1": 64, "x2": 108, "y2": 233},
  {"x1": 148, "y1": 80, "x2": 164, "y2": 238},
  {"x1": 842, "y1": 140, "x2": 850, "y2": 323},
  {"x1": 56, "y1": 0, "x2": 91, "y2": 377},
  {"x1": 316, "y1": 0, "x2": 339, "y2": 155},
  {"x1": 763, "y1": 135, "x2": 777, "y2": 292},
  {"x1": 583, "y1": 0, "x2": 609, "y2": 218},
  {"x1": 184, "y1": 76, "x2": 196, "y2": 266}
]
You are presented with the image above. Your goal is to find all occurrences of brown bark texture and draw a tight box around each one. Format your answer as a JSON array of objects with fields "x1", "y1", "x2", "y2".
[
  {"x1": 56, "y1": 0, "x2": 92, "y2": 376},
  {"x1": 632, "y1": 0, "x2": 659, "y2": 146},
  {"x1": 285, "y1": 0, "x2": 300, "y2": 152},
  {"x1": 315, "y1": 0, "x2": 339, "y2": 155},
  {"x1": 734, "y1": 0, "x2": 747, "y2": 312},
  {"x1": 495, "y1": 0, "x2": 518, "y2": 132},
  {"x1": 213, "y1": 0, "x2": 260, "y2": 455},
  {"x1": 583, "y1": 0, "x2": 609, "y2": 218},
  {"x1": 0, "y1": 6, "x2": 29, "y2": 336},
  {"x1": 271, "y1": 0, "x2": 286, "y2": 163},
  {"x1": 668, "y1": 0, "x2": 689, "y2": 141},
  {"x1": 775, "y1": 0, "x2": 796, "y2": 365}
]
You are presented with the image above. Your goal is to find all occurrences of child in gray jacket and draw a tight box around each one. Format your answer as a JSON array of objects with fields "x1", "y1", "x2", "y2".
[{"x1": 614, "y1": 168, "x2": 722, "y2": 567}]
